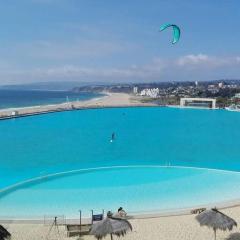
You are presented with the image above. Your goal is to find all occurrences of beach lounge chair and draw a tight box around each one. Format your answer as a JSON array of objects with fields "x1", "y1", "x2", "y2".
[
  {"x1": 66, "y1": 224, "x2": 91, "y2": 237},
  {"x1": 66, "y1": 210, "x2": 104, "y2": 237}
]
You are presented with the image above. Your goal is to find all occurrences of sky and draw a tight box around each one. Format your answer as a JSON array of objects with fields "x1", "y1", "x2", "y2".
[{"x1": 0, "y1": 0, "x2": 240, "y2": 85}]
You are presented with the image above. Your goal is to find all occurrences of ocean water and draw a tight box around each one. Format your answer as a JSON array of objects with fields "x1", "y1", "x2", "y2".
[
  {"x1": 1, "y1": 107, "x2": 240, "y2": 217},
  {"x1": 0, "y1": 89, "x2": 103, "y2": 109}
]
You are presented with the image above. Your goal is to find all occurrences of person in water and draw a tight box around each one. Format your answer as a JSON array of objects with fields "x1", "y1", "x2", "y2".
[{"x1": 111, "y1": 132, "x2": 115, "y2": 141}]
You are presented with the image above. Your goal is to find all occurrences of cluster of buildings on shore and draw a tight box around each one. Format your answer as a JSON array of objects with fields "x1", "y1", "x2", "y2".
[
  {"x1": 132, "y1": 81, "x2": 240, "y2": 109},
  {"x1": 134, "y1": 81, "x2": 240, "y2": 98},
  {"x1": 207, "y1": 82, "x2": 238, "y2": 94},
  {"x1": 138, "y1": 88, "x2": 160, "y2": 98}
]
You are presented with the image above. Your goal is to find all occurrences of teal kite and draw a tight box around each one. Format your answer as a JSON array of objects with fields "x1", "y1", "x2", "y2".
[{"x1": 159, "y1": 24, "x2": 181, "y2": 44}]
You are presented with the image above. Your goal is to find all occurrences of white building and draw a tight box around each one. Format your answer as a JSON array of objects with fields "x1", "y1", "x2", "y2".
[
  {"x1": 180, "y1": 97, "x2": 216, "y2": 109},
  {"x1": 218, "y1": 82, "x2": 224, "y2": 88},
  {"x1": 208, "y1": 84, "x2": 219, "y2": 94},
  {"x1": 11, "y1": 111, "x2": 18, "y2": 116},
  {"x1": 140, "y1": 88, "x2": 159, "y2": 98},
  {"x1": 233, "y1": 93, "x2": 240, "y2": 99},
  {"x1": 133, "y1": 86, "x2": 138, "y2": 94}
]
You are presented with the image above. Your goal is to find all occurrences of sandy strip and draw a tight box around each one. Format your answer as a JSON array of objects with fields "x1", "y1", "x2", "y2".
[
  {"x1": 0, "y1": 92, "x2": 157, "y2": 120},
  {"x1": 2, "y1": 206, "x2": 240, "y2": 240}
]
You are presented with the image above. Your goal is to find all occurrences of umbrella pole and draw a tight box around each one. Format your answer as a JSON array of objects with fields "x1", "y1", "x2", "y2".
[
  {"x1": 214, "y1": 228, "x2": 216, "y2": 240},
  {"x1": 110, "y1": 233, "x2": 113, "y2": 240}
]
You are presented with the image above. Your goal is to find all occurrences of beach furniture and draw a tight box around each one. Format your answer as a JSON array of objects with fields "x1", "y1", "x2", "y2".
[
  {"x1": 66, "y1": 224, "x2": 91, "y2": 237},
  {"x1": 66, "y1": 210, "x2": 104, "y2": 237}
]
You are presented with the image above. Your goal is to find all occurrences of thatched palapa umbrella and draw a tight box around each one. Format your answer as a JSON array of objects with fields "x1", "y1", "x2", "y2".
[
  {"x1": 226, "y1": 233, "x2": 240, "y2": 240},
  {"x1": 0, "y1": 225, "x2": 11, "y2": 240},
  {"x1": 195, "y1": 208, "x2": 237, "y2": 240},
  {"x1": 90, "y1": 214, "x2": 132, "y2": 240}
]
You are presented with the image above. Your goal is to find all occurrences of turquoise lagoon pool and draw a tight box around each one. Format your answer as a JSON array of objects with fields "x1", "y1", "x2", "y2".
[{"x1": 1, "y1": 107, "x2": 240, "y2": 218}]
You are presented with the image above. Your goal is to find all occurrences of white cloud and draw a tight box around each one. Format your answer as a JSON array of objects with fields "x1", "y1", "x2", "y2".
[
  {"x1": 1, "y1": 54, "x2": 240, "y2": 85},
  {"x1": 176, "y1": 54, "x2": 240, "y2": 68},
  {"x1": 177, "y1": 54, "x2": 210, "y2": 66}
]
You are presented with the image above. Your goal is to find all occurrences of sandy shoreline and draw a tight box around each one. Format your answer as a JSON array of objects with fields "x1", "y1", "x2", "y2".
[
  {"x1": 2, "y1": 205, "x2": 240, "y2": 240},
  {"x1": 0, "y1": 92, "x2": 157, "y2": 120}
]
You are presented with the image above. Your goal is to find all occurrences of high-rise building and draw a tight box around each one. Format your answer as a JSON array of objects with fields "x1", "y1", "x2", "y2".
[
  {"x1": 133, "y1": 86, "x2": 138, "y2": 94},
  {"x1": 218, "y1": 82, "x2": 224, "y2": 88}
]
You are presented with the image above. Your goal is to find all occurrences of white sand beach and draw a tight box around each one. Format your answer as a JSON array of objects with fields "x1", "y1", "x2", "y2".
[
  {"x1": 0, "y1": 92, "x2": 156, "y2": 119},
  {"x1": 2, "y1": 205, "x2": 240, "y2": 240}
]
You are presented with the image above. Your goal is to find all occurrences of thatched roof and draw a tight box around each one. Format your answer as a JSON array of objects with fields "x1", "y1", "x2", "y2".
[
  {"x1": 0, "y1": 225, "x2": 11, "y2": 240},
  {"x1": 196, "y1": 208, "x2": 237, "y2": 231},
  {"x1": 226, "y1": 233, "x2": 240, "y2": 240},
  {"x1": 90, "y1": 217, "x2": 132, "y2": 240}
]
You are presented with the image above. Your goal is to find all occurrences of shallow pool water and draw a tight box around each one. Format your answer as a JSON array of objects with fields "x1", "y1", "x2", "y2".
[{"x1": 1, "y1": 166, "x2": 240, "y2": 219}]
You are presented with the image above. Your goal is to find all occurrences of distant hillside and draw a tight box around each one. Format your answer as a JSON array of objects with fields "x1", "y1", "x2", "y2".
[{"x1": 0, "y1": 81, "x2": 108, "y2": 91}]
